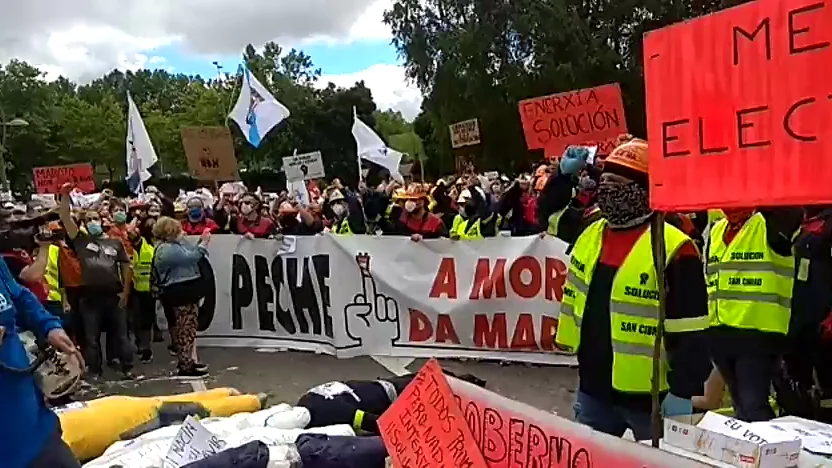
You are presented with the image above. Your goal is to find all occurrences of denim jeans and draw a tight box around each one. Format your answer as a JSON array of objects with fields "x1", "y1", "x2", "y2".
[
  {"x1": 712, "y1": 351, "x2": 777, "y2": 422},
  {"x1": 80, "y1": 292, "x2": 133, "y2": 374},
  {"x1": 573, "y1": 391, "x2": 652, "y2": 441}
]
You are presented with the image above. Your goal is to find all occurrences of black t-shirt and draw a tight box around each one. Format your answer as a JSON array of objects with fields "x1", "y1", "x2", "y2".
[{"x1": 70, "y1": 234, "x2": 129, "y2": 293}]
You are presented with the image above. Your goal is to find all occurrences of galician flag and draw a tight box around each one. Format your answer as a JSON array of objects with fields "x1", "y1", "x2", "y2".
[
  {"x1": 228, "y1": 63, "x2": 291, "y2": 148},
  {"x1": 126, "y1": 92, "x2": 158, "y2": 194}
]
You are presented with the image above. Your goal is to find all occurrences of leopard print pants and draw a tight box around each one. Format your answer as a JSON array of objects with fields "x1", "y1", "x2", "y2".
[{"x1": 173, "y1": 303, "x2": 199, "y2": 369}]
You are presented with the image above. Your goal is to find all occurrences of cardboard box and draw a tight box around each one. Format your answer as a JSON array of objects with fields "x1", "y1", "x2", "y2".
[{"x1": 664, "y1": 413, "x2": 801, "y2": 468}]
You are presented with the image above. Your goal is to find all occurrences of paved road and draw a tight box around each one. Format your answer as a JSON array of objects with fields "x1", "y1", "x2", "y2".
[{"x1": 80, "y1": 343, "x2": 580, "y2": 418}]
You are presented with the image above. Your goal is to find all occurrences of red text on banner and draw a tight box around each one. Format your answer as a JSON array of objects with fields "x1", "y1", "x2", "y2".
[{"x1": 644, "y1": 0, "x2": 832, "y2": 210}]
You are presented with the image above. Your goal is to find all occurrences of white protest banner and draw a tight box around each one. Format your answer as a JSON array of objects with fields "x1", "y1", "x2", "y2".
[
  {"x1": 449, "y1": 118, "x2": 481, "y2": 149},
  {"x1": 447, "y1": 377, "x2": 707, "y2": 468},
  {"x1": 283, "y1": 151, "x2": 325, "y2": 182},
  {"x1": 196, "y1": 235, "x2": 575, "y2": 365},
  {"x1": 164, "y1": 416, "x2": 227, "y2": 468}
]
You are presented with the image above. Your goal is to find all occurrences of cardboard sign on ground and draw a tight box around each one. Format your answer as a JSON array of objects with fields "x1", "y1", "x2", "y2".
[
  {"x1": 181, "y1": 126, "x2": 240, "y2": 181},
  {"x1": 518, "y1": 83, "x2": 628, "y2": 157},
  {"x1": 33, "y1": 163, "x2": 96, "y2": 194},
  {"x1": 379, "y1": 359, "x2": 487, "y2": 468},
  {"x1": 450, "y1": 118, "x2": 481, "y2": 148},
  {"x1": 283, "y1": 151, "x2": 325, "y2": 182},
  {"x1": 644, "y1": 0, "x2": 832, "y2": 210}
]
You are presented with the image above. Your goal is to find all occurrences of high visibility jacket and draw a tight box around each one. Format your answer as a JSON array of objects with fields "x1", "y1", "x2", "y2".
[
  {"x1": 45, "y1": 245, "x2": 62, "y2": 302},
  {"x1": 547, "y1": 207, "x2": 568, "y2": 236},
  {"x1": 707, "y1": 210, "x2": 726, "y2": 225},
  {"x1": 450, "y1": 215, "x2": 483, "y2": 240},
  {"x1": 334, "y1": 218, "x2": 354, "y2": 235},
  {"x1": 706, "y1": 213, "x2": 794, "y2": 335},
  {"x1": 133, "y1": 240, "x2": 155, "y2": 292},
  {"x1": 556, "y1": 219, "x2": 705, "y2": 394}
]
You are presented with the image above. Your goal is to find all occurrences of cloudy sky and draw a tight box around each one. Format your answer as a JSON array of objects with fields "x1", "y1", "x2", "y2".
[{"x1": 0, "y1": 0, "x2": 423, "y2": 119}]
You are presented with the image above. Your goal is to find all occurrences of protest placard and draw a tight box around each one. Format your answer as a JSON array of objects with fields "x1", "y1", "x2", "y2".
[
  {"x1": 644, "y1": 0, "x2": 832, "y2": 210},
  {"x1": 283, "y1": 151, "x2": 325, "y2": 181},
  {"x1": 33, "y1": 163, "x2": 96, "y2": 194},
  {"x1": 379, "y1": 359, "x2": 487, "y2": 468},
  {"x1": 181, "y1": 126, "x2": 240, "y2": 181},
  {"x1": 163, "y1": 416, "x2": 227, "y2": 468},
  {"x1": 518, "y1": 83, "x2": 628, "y2": 157},
  {"x1": 450, "y1": 118, "x2": 481, "y2": 149},
  {"x1": 448, "y1": 376, "x2": 706, "y2": 468}
]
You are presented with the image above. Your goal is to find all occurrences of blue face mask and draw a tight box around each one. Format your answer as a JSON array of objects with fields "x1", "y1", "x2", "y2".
[
  {"x1": 188, "y1": 207, "x2": 203, "y2": 221},
  {"x1": 87, "y1": 221, "x2": 103, "y2": 237}
]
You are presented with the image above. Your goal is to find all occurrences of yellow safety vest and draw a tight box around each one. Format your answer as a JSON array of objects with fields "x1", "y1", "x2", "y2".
[
  {"x1": 450, "y1": 215, "x2": 483, "y2": 240},
  {"x1": 706, "y1": 213, "x2": 793, "y2": 335},
  {"x1": 547, "y1": 207, "x2": 568, "y2": 236},
  {"x1": 556, "y1": 219, "x2": 705, "y2": 394},
  {"x1": 133, "y1": 241, "x2": 155, "y2": 292},
  {"x1": 707, "y1": 210, "x2": 726, "y2": 225},
  {"x1": 45, "y1": 245, "x2": 62, "y2": 302},
  {"x1": 334, "y1": 218, "x2": 354, "y2": 235}
]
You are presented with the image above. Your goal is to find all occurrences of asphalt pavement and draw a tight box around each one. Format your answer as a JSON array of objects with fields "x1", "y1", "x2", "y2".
[{"x1": 79, "y1": 342, "x2": 580, "y2": 418}]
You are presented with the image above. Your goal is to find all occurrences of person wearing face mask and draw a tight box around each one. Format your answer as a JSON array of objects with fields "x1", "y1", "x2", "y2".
[
  {"x1": 131, "y1": 217, "x2": 158, "y2": 364},
  {"x1": 705, "y1": 201, "x2": 802, "y2": 422},
  {"x1": 181, "y1": 198, "x2": 219, "y2": 236},
  {"x1": 233, "y1": 194, "x2": 274, "y2": 239},
  {"x1": 106, "y1": 200, "x2": 135, "y2": 259},
  {"x1": 57, "y1": 184, "x2": 135, "y2": 381},
  {"x1": 555, "y1": 136, "x2": 711, "y2": 440},
  {"x1": 327, "y1": 189, "x2": 367, "y2": 235},
  {"x1": 274, "y1": 201, "x2": 322, "y2": 236},
  {"x1": 382, "y1": 185, "x2": 446, "y2": 241},
  {"x1": 146, "y1": 202, "x2": 162, "y2": 220},
  {"x1": 449, "y1": 185, "x2": 497, "y2": 240}
]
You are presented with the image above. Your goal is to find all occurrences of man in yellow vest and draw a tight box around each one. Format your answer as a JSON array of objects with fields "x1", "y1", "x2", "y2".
[
  {"x1": 328, "y1": 189, "x2": 366, "y2": 235},
  {"x1": 449, "y1": 187, "x2": 497, "y2": 240},
  {"x1": 132, "y1": 228, "x2": 156, "y2": 363},
  {"x1": 555, "y1": 137, "x2": 711, "y2": 440},
  {"x1": 706, "y1": 208, "x2": 801, "y2": 421}
]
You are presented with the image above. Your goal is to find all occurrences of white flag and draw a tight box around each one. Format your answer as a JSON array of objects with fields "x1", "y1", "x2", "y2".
[
  {"x1": 126, "y1": 92, "x2": 158, "y2": 193},
  {"x1": 352, "y1": 109, "x2": 403, "y2": 183},
  {"x1": 229, "y1": 64, "x2": 290, "y2": 148}
]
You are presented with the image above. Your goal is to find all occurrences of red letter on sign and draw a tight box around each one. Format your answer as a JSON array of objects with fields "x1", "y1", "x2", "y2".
[
  {"x1": 510, "y1": 314, "x2": 539, "y2": 350},
  {"x1": 509, "y1": 256, "x2": 542, "y2": 299},
  {"x1": 540, "y1": 316, "x2": 559, "y2": 351},
  {"x1": 429, "y1": 257, "x2": 457, "y2": 299},
  {"x1": 474, "y1": 313, "x2": 508, "y2": 349},
  {"x1": 545, "y1": 257, "x2": 567, "y2": 301},
  {"x1": 469, "y1": 258, "x2": 507, "y2": 300},
  {"x1": 408, "y1": 308, "x2": 434, "y2": 342},
  {"x1": 435, "y1": 314, "x2": 460, "y2": 344}
]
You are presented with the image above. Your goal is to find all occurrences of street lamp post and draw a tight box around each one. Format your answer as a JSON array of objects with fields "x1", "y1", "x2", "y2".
[{"x1": 0, "y1": 109, "x2": 30, "y2": 191}]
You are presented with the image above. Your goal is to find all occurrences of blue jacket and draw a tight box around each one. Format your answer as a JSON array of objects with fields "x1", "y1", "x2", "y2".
[
  {"x1": 153, "y1": 239, "x2": 207, "y2": 288},
  {"x1": 0, "y1": 256, "x2": 63, "y2": 468}
]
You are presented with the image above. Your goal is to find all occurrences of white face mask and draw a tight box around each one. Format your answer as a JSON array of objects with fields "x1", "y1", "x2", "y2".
[
  {"x1": 240, "y1": 204, "x2": 253, "y2": 215},
  {"x1": 404, "y1": 201, "x2": 417, "y2": 213},
  {"x1": 332, "y1": 204, "x2": 346, "y2": 217}
]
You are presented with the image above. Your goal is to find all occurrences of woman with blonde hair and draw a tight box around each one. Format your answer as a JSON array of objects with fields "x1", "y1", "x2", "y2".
[{"x1": 151, "y1": 216, "x2": 211, "y2": 378}]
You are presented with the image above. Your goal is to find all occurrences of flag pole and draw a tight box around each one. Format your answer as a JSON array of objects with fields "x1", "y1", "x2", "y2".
[
  {"x1": 650, "y1": 212, "x2": 667, "y2": 448},
  {"x1": 353, "y1": 106, "x2": 364, "y2": 184}
]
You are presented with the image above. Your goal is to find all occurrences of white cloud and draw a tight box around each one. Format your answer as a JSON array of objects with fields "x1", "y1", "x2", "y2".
[
  {"x1": 148, "y1": 56, "x2": 167, "y2": 64},
  {"x1": 319, "y1": 63, "x2": 421, "y2": 120}
]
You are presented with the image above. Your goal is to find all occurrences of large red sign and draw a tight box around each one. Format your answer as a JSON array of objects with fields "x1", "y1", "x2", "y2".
[
  {"x1": 518, "y1": 83, "x2": 628, "y2": 157},
  {"x1": 33, "y1": 163, "x2": 96, "y2": 194},
  {"x1": 644, "y1": 0, "x2": 832, "y2": 211}
]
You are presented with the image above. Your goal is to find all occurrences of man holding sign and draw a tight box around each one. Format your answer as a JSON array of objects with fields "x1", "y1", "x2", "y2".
[{"x1": 556, "y1": 137, "x2": 711, "y2": 440}]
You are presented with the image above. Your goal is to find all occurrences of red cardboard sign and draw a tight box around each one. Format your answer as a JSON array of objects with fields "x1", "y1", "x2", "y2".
[
  {"x1": 518, "y1": 83, "x2": 628, "y2": 157},
  {"x1": 448, "y1": 376, "x2": 706, "y2": 468},
  {"x1": 33, "y1": 163, "x2": 96, "y2": 194},
  {"x1": 644, "y1": 0, "x2": 832, "y2": 211},
  {"x1": 379, "y1": 359, "x2": 487, "y2": 468}
]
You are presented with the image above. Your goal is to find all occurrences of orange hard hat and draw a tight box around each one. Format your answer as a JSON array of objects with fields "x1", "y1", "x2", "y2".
[
  {"x1": 402, "y1": 185, "x2": 427, "y2": 200},
  {"x1": 604, "y1": 136, "x2": 649, "y2": 175}
]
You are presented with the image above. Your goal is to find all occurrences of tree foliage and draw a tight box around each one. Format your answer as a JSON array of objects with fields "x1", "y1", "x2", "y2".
[
  {"x1": 0, "y1": 41, "x2": 416, "y2": 192},
  {"x1": 384, "y1": 0, "x2": 751, "y2": 174}
]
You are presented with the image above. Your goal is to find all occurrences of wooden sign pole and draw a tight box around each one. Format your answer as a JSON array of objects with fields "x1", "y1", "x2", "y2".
[{"x1": 649, "y1": 212, "x2": 667, "y2": 448}]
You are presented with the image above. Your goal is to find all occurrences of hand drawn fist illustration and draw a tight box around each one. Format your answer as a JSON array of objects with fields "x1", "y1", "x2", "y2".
[{"x1": 344, "y1": 252, "x2": 401, "y2": 347}]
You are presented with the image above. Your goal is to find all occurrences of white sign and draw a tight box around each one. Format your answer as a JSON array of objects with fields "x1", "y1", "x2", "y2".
[
  {"x1": 283, "y1": 151, "x2": 325, "y2": 181},
  {"x1": 196, "y1": 235, "x2": 576, "y2": 365},
  {"x1": 449, "y1": 118, "x2": 481, "y2": 148},
  {"x1": 163, "y1": 416, "x2": 227, "y2": 468}
]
